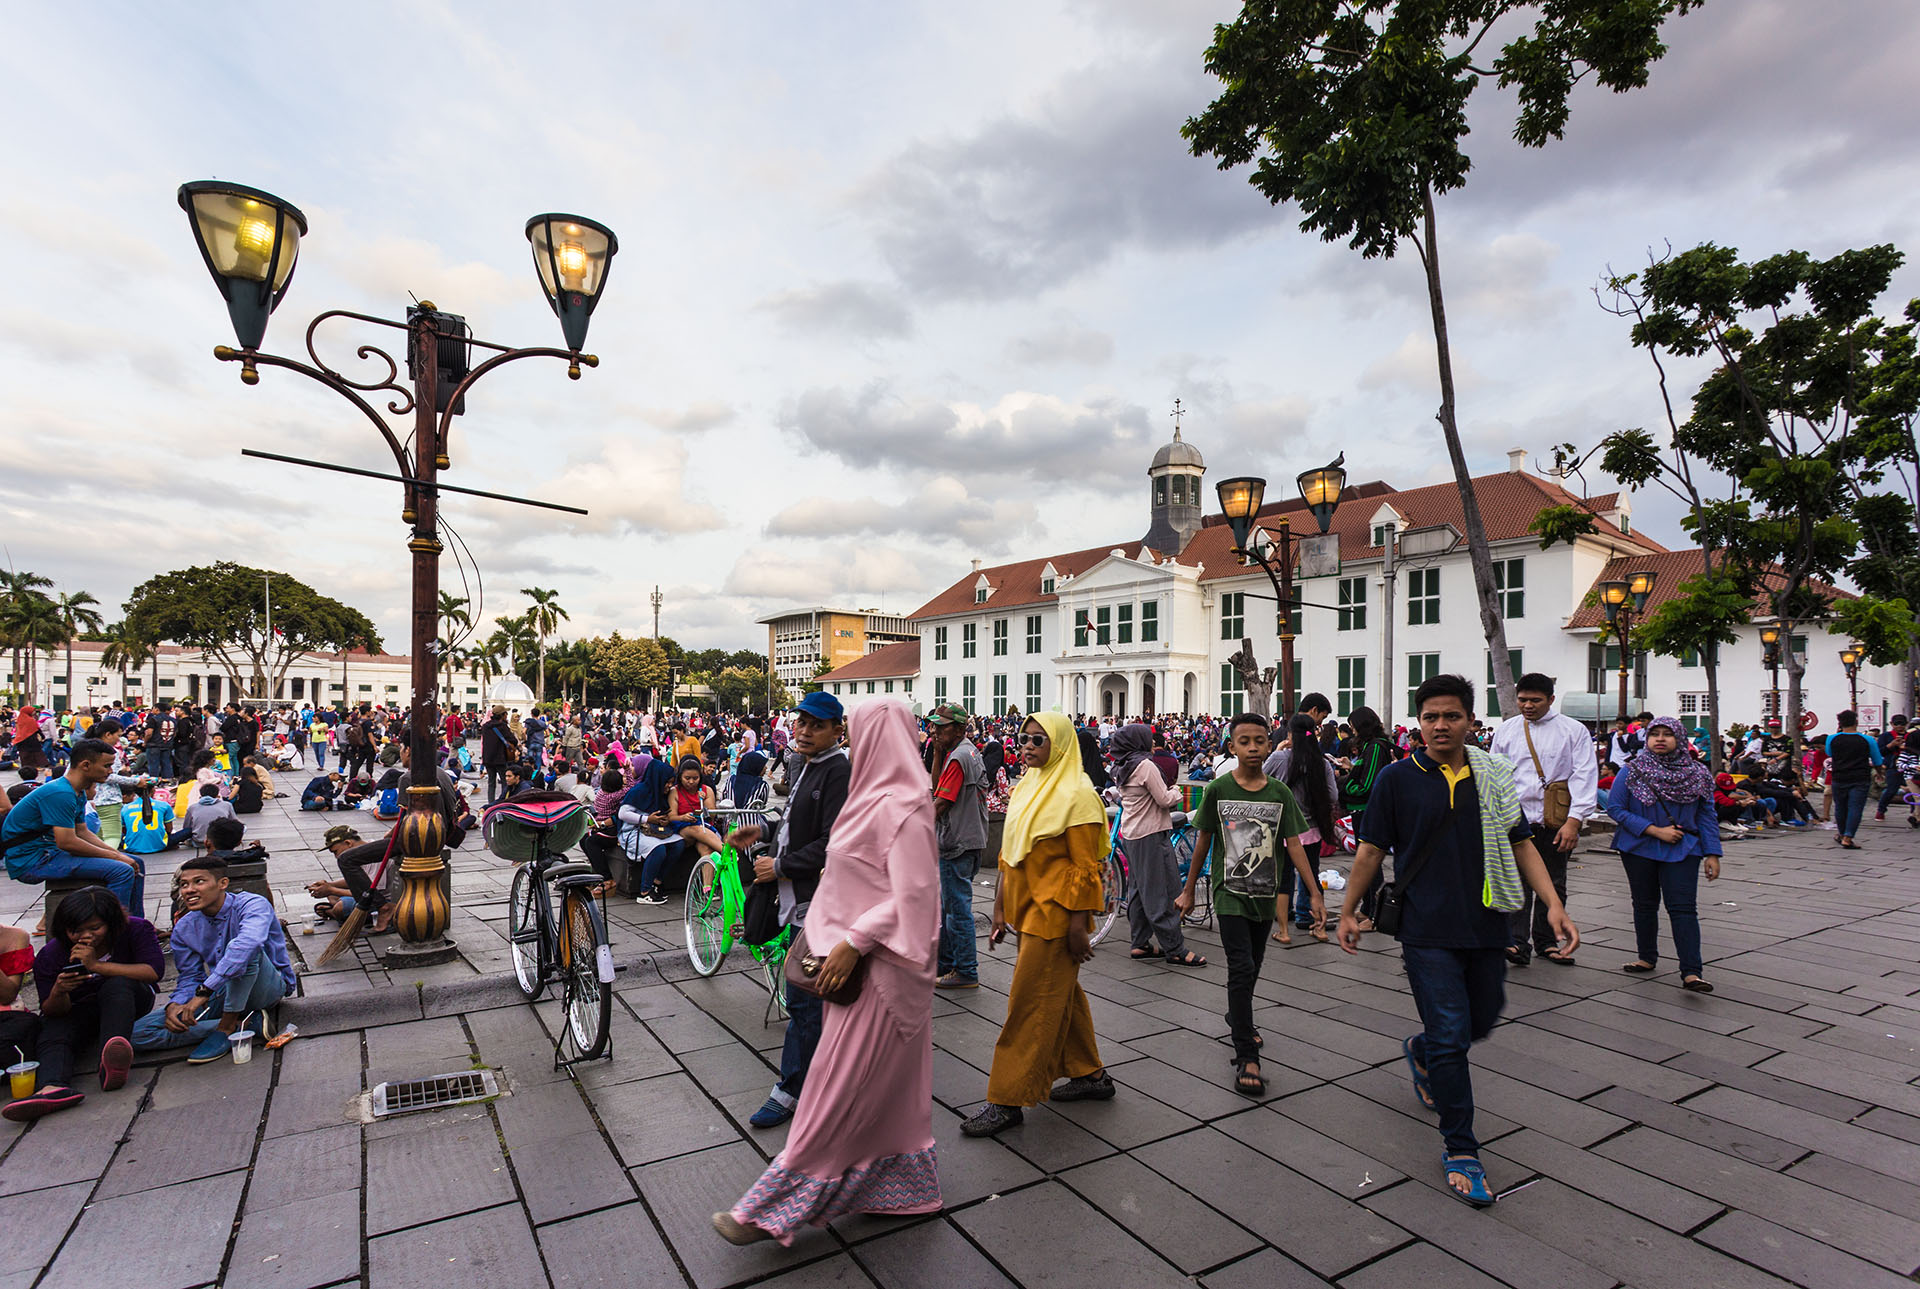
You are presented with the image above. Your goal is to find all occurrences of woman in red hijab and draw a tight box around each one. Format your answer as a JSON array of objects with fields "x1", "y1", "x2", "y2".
[{"x1": 714, "y1": 698, "x2": 942, "y2": 1246}]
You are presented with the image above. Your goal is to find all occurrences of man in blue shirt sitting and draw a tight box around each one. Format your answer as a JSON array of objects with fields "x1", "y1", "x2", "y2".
[
  {"x1": 1, "y1": 738, "x2": 145, "y2": 915},
  {"x1": 130, "y1": 855, "x2": 296, "y2": 1064}
]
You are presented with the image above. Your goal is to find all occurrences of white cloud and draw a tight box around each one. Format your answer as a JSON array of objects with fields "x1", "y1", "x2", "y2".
[
  {"x1": 767, "y1": 476, "x2": 1039, "y2": 550},
  {"x1": 755, "y1": 281, "x2": 913, "y2": 340},
  {"x1": 722, "y1": 546, "x2": 930, "y2": 601},
  {"x1": 636, "y1": 400, "x2": 738, "y2": 434},
  {"x1": 1006, "y1": 322, "x2": 1114, "y2": 366}
]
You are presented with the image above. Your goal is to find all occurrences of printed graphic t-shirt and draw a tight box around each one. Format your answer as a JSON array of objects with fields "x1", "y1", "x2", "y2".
[{"x1": 1194, "y1": 773, "x2": 1307, "y2": 921}]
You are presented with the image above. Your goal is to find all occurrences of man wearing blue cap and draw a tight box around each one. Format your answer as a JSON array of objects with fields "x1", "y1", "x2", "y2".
[{"x1": 726, "y1": 691, "x2": 850, "y2": 1128}]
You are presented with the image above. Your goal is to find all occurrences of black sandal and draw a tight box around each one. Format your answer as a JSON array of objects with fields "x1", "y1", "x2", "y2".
[
  {"x1": 1622, "y1": 961, "x2": 1656, "y2": 974},
  {"x1": 1166, "y1": 950, "x2": 1207, "y2": 967},
  {"x1": 1233, "y1": 1060, "x2": 1267, "y2": 1097},
  {"x1": 1129, "y1": 948, "x2": 1163, "y2": 960},
  {"x1": 1682, "y1": 975, "x2": 1714, "y2": 993}
]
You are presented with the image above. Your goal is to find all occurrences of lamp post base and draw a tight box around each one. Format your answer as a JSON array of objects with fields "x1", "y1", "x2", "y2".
[{"x1": 380, "y1": 936, "x2": 459, "y2": 969}]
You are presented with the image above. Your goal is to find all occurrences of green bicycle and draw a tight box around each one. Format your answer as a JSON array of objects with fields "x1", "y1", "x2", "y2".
[{"x1": 682, "y1": 805, "x2": 791, "y2": 1023}]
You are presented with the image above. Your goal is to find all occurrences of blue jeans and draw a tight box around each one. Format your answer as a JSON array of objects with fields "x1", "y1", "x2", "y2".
[
  {"x1": 1620, "y1": 853, "x2": 1703, "y2": 975},
  {"x1": 147, "y1": 746, "x2": 174, "y2": 779},
  {"x1": 937, "y1": 849, "x2": 979, "y2": 982},
  {"x1": 17, "y1": 850, "x2": 145, "y2": 918},
  {"x1": 300, "y1": 790, "x2": 333, "y2": 811},
  {"x1": 131, "y1": 946, "x2": 288, "y2": 1051},
  {"x1": 313, "y1": 743, "x2": 327, "y2": 770},
  {"x1": 1831, "y1": 780, "x2": 1870, "y2": 839},
  {"x1": 1402, "y1": 945, "x2": 1507, "y2": 1156},
  {"x1": 775, "y1": 971, "x2": 823, "y2": 1101}
]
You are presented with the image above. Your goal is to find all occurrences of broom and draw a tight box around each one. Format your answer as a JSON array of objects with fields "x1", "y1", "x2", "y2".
[{"x1": 315, "y1": 827, "x2": 398, "y2": 966}]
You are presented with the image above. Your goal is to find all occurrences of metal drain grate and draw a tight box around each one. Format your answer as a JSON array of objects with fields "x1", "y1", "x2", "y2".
[{"x1": 369, "y1": 1070, "x2": 499, "y2": 1118}]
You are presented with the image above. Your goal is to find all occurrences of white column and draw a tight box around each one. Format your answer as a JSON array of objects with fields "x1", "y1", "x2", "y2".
[{"x1": 1122, "y1": 672, "x2": 1136, "y2": 718}]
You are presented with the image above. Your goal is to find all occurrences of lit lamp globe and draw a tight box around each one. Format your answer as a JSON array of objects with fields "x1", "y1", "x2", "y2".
[
  {"x1": 1628, "y1": 569, "x2": 1655, "y2": 612},
  {"x1": 1296, "y1": 454, "x2": 1347, "y2": 534},
  {"x1": 177, "y1": 181, "x2": 308, "y2": 357},
  {"x1": 525, "y1": 214, "x2": 618, "y2": 355},
  {"x1": 1838, "y1": 645, "x2": 1860, "y2": 669},
  {"x1": 1215, "y1": 476, "x2": 1266, "y2": 552},
  {"x1": 1598, "y1": 579, "x2": 1629, "y2": 623}
]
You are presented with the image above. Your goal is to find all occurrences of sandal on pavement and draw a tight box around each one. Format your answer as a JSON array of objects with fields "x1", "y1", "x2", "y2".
[
  {"x1": 1310, "y1": 925, "x2": 1329, "y2": 944},
  {"x1": 1165, "y1": 950, "x2": 1207, "y2": 967},
  {"x1": 1233, "y1": 1060, "x2": 1267, "y2": 1097},
  {"x1": 1271, "y1": 928, "x2": 1292, "y2": 945},
  {"x1": 1402, "y1": 1035, "x2": 1436, "y2": 1111},
  {"x1": 1542, "y1": 949, "x2": 1576, "y2": 966},
  {"x1": 1622, "y1": 961, "x2": 1656, "y2": 974},
  {"x1": 711, "y1": 1212, "x2": 773, "y2": 1245},
  {"x1": 1682, "y1": 975, "x2": 1714, "y2": 993},
  {"x1": 1444, "y1": 1154, "x2": 1496, "y2": 1207},
  {"x1": 1129, "y1": 948, "x2": 1162, "y2": 960}
]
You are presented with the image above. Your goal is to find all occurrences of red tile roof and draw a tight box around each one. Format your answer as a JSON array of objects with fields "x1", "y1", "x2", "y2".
[
  {"x1": 1566, "y1": 550, "x2": 1850, "y2": 630},
  {"x1": 911, "y1": 469, "x2": 1666, "y2": 615},
  {"x1": 819, "y1": 639, "x2": 920, "y2": 682}
]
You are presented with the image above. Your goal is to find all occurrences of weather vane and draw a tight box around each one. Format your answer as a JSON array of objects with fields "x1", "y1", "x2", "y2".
[{"x1": 1170, "y1": 398, "x2": 1184, "y2": 436}]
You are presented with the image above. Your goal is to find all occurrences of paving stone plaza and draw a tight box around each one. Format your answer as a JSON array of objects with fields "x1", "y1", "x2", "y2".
[{"x1": 0, "y1": 790, "x2": 1914, "y2": 1289}]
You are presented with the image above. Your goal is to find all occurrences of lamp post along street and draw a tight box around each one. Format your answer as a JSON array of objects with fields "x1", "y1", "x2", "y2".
[
  {"x1": 1839, "y1": 644, "x2": 1862, "y2": 713},
  {"x1": 1760, "y1": 624, "x2": 1782, "y2": 723},
  {"x1": 1599, "y1": 570, "x2": 1655, "y2": 724},
  {"x1": 179, "y1": 182, "x2": 616, "y2": 966}
]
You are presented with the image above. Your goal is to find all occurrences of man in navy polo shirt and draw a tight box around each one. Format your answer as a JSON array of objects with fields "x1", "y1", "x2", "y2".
[{"x1": 1336, "y1": 674, "x2": 1578, "y2": 1208}]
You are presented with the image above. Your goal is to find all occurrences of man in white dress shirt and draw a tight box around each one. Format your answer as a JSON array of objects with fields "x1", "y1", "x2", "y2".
[{"x1": 1489, "y1": 673, "x2": 1600, "y2": 967}]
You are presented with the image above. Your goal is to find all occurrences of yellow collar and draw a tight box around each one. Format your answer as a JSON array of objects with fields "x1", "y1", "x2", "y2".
[{"x1": 1415, "y1": 750, "x2": 1474, "y2": 807}]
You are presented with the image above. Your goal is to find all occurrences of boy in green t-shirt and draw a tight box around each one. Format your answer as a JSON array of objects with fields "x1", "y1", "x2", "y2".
[{"x1": 1176, "y1": 712, "x2": 1324, "y2": 1097}]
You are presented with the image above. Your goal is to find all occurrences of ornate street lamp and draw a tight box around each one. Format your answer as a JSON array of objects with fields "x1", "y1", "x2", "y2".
[
  {"x1": 1296, "y1": 453, "x2": 1347, "y2": 534},
  {"x1": 1839, "y1": 643, "x2": 1862, "y2": 712},
  {"x1": 1215, "y1": 476, "x2": 1266, "y2": 549},
  {"x1": 1759, "y1": 625, "x2": 1783, "y2": 723},
  {"x1": 1597, "y1": 577, "x2": 1644, "y2": 723},
  {"x1": 177, "y1": 182, "x2": 309, "y2": 362},
  {"x1": 525, "y1": 214, "x2": 619, "y2": 357},
  {"x1": 179, "y1": 180, "x2": 614, "y2": 972},
  {"x1": 1628, "y1": 569, "x2": 1655, "y2": 612}
]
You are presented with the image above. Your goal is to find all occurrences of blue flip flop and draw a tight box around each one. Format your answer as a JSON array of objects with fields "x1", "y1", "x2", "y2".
[
  {"x1": 1443, "y1": 1154, "x2": 1496, "y2": 1207},
  {"x1": 1402, "y1": 1035, "x2": 1435, "y2": 1111}
]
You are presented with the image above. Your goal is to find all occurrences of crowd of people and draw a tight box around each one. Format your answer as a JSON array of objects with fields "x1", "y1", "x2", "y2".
[{"x1": 1, "y1": 679, "x2": 1915, "y2": 1219}]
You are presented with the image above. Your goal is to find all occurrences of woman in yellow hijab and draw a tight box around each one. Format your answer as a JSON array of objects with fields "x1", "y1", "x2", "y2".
[{"x1": 962, "y1": 711, "x2": 1114, "y2": 1137}]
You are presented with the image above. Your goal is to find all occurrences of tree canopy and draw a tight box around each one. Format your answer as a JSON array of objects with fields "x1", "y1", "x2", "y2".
[{"x1": 123, "y1": 563, "x2": 381, "y2": 698}]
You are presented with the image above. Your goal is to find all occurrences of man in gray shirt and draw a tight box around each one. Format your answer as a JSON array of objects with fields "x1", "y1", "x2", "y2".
[{"x1": 928, "y1": 703, "x2": 988, "y2": 990}]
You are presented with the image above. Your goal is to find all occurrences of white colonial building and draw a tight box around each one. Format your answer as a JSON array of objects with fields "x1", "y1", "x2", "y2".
[{"x1": 819, "y1": 429, "x2": 1911, "y2": 734}]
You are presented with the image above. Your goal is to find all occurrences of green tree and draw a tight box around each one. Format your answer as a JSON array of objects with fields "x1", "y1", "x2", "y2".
[
  {"x1": 1613, "y1": 241, "x2": 1920, "y2": 732},
  {"x1": 53, "y1": 591, "x2": 104, "y2": 713},
  {"x1": 1184, "y1": 0, "x2": 1701, "y2": 716},
  {"x1": 594, "y1": 633, "x2": 668, "y2": 703},
  {"x1": 2, "y1": 587, "x2": 63, "y2": 705},
  {"x1": 0, "y1": 569, "x2": 53, "y2": 703},
  {"x1": 521, "y1": 588, "x2": 568, "y2": 704},
  {"x1": 99, "y1": 621, "x2": 158, "y2": 705},
  {"x1": 711, "y1": 664, "x2": 787, "y2": 715},
  {"x1": 123, "y1": 563, "x2": 381, "y2": 701}
]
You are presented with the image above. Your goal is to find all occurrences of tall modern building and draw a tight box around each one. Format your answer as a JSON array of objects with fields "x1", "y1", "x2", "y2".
[{"x1": 758, "y1": 607, "x2": 917, "y2": 690}]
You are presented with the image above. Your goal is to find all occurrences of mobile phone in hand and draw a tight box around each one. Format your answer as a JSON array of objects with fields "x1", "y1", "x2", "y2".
[{"x1": 60, "y1": 961, "x2": 88, "y2": 976}]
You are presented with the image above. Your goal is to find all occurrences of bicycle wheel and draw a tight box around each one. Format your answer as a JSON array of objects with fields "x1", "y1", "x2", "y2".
[
  {"x1": 1090, "y1": 849, "x2": 1126, "y2": 947},
  {"x1": 683, "y1": 857, "x2": 728, "y2": 976},
  {"x1": 562, "y1": 891, "x2": 613, "y2": 1060},
  {"x1": 507, "y1": 864, "x2": 545, "y2": 1000}
]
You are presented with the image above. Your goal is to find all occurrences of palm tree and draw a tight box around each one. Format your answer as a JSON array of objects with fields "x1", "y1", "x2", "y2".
[
  {"x1": 100, "y1": 621, "x2": 157, "y2": 705},
  {"x1": 549, "y1": 639, "x2": 593, "y2": 705},
  {"x1": 53, "y1": 591, "x2": 104, "y2": 712},
  {"x1": 6, "y1": 594, "x2": 64, "y2": 707},
  {"x1": 466, "y1": 644, "x2": 504, "y2": 690},
  {"x1": 520, "y1": 588, "x2": 568, "y2": 704},
  {"x1": 0, "y1": 569, "x2": 53, "y2": 702}
]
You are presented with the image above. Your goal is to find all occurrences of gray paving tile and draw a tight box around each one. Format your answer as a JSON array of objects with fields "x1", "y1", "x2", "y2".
[
  {"x1": 1058, "y1": 1152, "x2": 1262, "y2": 1273},
  {"x1": 1696, "y1": 1209, "x2": 1916, "y2": 1289},
  {"x1": 952, "y1": 1179, "x2": 1190, "y2": 1289},
  {"x1": 1135, "y1": 1128, "x2": 1408, "y2": 1277},
  {"x1": 0, "y1": 1090, "x2": 141, "y2": 1197},
  {"x1": 264, "y1": 1076, "x2": 362, "y2": 1139},
  {"x1": 755, "y1": 1254, "x2": 879, "y2": 1288},
  {"x1": 1197, "y1": 1248, "x2": 1332, "y2": 1289},
  {"x1": 539, "y1": 1201, "x2": 685, "y2": 1288},
  {"x1": 368, "y1": 1202, "x2": 550, "y2": 1289},
  {"x1": 931, "y1": 1104, "x2": 1044, "y2": 1206},
  {"x1": 1683, "y1": 1084, "x2": 1920, "y2": 1186},
  {"x1": 852, "y1": 1217, "x2": 1013, "y2": 1288},
  {"x1": 1479, "y1": 1021, "x2": 1711, "y2": 1101},
  {"x1": 1586, "y1": 1087, "x2": 1804, "y2": 1169},
  {"x1": 144, "y1": 1050, "x2": 274, "y2": 1112},
  {"x1": 1268, "y1": 1085, "x2": 1528, "y2": 1201},
  {"x1": 42, "y1": 1169, "x2": 245, "y2": 1289},
  {"x1": 1339, "y1": 1241, "x2": 1507, "y2": 1289},
  {"x1": 363, "y1": 1015, "x2": 472, "y2": 1072},
  {"x1": 1358, "y1": 1178, "x2": 1613, "y2": 1289},
  {"x1": 1785, "y1": 1152, "x2": 1920, "y2": 1224},
  {"x1": 992, "y1": 1101, "x2": 1116, "y2": 1173},
  {"x1": 245, "y1": 1122, "x2": 361, "y2": 1212},
  {"x1": 1485, "y1": 1178, "x2": 1795, "y2": 1289},
  {"x1": 224, "y1": 1189, "x2": 361, "y2": 1289},
  {"x1": 493, "y1": 1078, "x2": 597, "y2": 1152},
  {"x1": 635, "y1": 1141, "x2": 827, "y2": 1288},
  {"x1": 515, "y1": 1128, "x2": 635, "y2": 1225},
  {"x1": 97, "y1": 1100, "x2": 261, "y2": 1199},
  {"x1": 0, "y1": 1181, "x2": 91, "y2": 1283},
  {"x1": 1109, "y1": 1054, "x2": 1274, "y2": 1121},
  {"x1": 593, "y1": 1070, "x2": 741, "y2": 1166},
  {"x1": 1483, "y1": 1127, "x2": 1722, "y2": 1234},
  {"x1": 1227, "y1": 1103, "x2": 1406, "y2": 1195},
  {"x1": 365, "y1": 1116, "x2": 516, "y2": 1235},
  {"x1": 1665, "y1": 1050, "x2": 1874, "y2": 1121},
  {"x1": 1595, "y1": 1126, "x2": 1920, "y2": 1274}
]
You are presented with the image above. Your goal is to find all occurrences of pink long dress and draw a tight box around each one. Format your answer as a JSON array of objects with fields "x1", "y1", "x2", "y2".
[{"x1": 730, "y1": 700, "x2": 942, "y2": 1242}]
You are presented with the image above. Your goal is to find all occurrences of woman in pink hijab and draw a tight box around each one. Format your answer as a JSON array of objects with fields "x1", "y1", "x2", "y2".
[{"x1": 714, "y1": 698, "x2": 942, "y2": 1245}]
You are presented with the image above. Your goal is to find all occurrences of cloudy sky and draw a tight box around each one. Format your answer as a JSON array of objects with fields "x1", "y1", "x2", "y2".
[{"x1": 4, "y1": 0, "x2": 1917, "y2": 654}]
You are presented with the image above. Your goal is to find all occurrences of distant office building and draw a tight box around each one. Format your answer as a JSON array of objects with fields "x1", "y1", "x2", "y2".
[{"x1": 758, "y1": 607, "x2": 917, "y2": 691}]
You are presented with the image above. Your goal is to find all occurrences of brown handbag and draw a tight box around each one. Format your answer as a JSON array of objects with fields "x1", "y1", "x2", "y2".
[
  {"x1": 1522, "y1": 720, "x2": 1573, "y2": 830},
  {"x1": 783, "y1": 924, "x2": 866, "y2": 1006}
]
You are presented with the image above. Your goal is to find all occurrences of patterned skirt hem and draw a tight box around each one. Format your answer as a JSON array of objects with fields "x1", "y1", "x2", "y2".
[{"x1": 732, "y1": 1145, "x2": 940, "y2": 1243}]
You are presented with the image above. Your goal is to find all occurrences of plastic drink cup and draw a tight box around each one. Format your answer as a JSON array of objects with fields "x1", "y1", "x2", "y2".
[
  {"x1": 7, "y1": 1062, "x2": 38, "y2": 1098},
  {"x1": 229, "y1": 1032, "x2": 254, "y2": 1065}
]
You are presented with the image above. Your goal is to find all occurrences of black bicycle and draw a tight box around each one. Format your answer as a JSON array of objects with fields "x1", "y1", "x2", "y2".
[{"x1": 489, "y1": 793, "x2": 614, "y2": 1064}]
